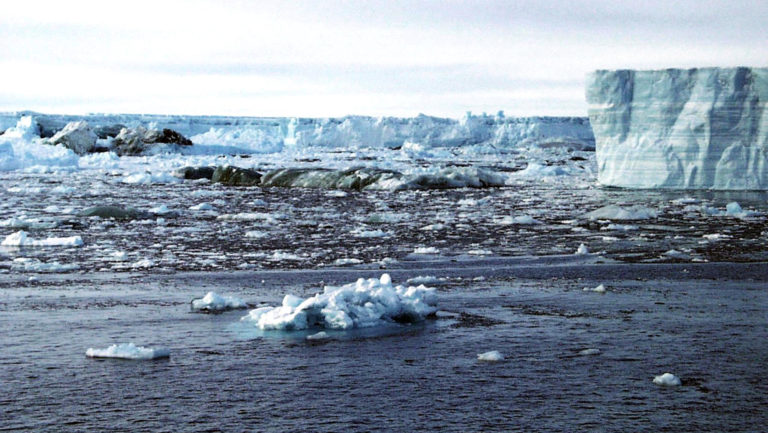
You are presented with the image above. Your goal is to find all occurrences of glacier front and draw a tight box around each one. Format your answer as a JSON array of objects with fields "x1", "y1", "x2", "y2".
[{"x1": 586, "y1": 67, "x2": 768, "y2": 189}]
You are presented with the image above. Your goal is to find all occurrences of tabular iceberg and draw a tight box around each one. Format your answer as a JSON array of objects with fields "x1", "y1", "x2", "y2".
[{"x1": 586, "y1": 67, "x2": 768, "y2": 189}]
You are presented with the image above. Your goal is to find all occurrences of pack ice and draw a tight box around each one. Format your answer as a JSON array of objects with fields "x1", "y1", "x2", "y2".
[{"x1": 587, "y1": 67, "x2": 768, "y2": 189}]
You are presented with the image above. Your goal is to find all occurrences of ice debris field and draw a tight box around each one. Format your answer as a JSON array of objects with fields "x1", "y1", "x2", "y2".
[{"x1": 1, "y1": 109, "x2": 766, "y2": 275}]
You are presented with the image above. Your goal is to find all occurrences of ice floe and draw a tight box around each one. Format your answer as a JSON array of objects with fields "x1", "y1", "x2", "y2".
[
  {"x1": 11, "y1": 257, "x2": 79, "y2": 272},
  {"x1": 653, "y1": 372, "x2": 682, "y2": 386},
  {"x1": 584, "y1": 205, "x2": 657, "y2": 221},
  {"x1": 583, "y1": 284, "x2": 606, "y2": 293},
  {"x1": 1, "y1": 231, "x2": 83, "y2": 247},
  {"x1": 497, "y1": 215, "x2": 542, "y2": 225},
  {"x1": 241, "y1": 274, "x2": 437, "y2": 331},
  {"x1": 191, "y1": 292, "x2": 247, "y2": 313},
  {"x1": 413, "y1": 247, "x2": 440, "y2": 254},
  {"x1": 85, "y1": 343, "x2": 170, "y2": 360},
  {"x1": 477, "y1": 351, "x2": 505, "y2": 362}
]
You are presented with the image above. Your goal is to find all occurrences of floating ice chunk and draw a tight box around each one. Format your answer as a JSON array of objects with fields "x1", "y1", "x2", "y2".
[
  {"x1": 269, "y1": 252, "x2": 304, "y2": 261},
  {"x1": 218, "y1": 212, "x2": 281, "y2": 223},
  {"x1": 420, "y1": 223, "x2": 446, "y2": 231},
  {"x1": 367, "y1": 212, "x2": 407, "y2": 223},
  {"x1": 333, "y1": 258, "x2": 363, "y2": 266},
  {"x1": 583, "y1": 284, "x2": 605, "y2": 293},
  {"x1": 407, "y1": 275, "x2": 444, "y2": 285},
  {"x1": 244, "y1": 230, "x2": 267, "y2": 239},
  {"x1": 191, "y1": 292, "x2": 247, "y2": 312},
  {"x1": 584, "y1": 205, "x2": 657, "y2": 221},
  {"x1": 467, "y1": 249, "x2": 492, "y2": 255},
  {"x1": 189, "y1": 202, "x2": 215, "y2": 211},
  {"x1": 1, "y1": 231, "x2": 83, "y2": 247},
  {"x1": 603, "y1": 223, "x2": 638, "y2": 231},
  {"x1": 0, "y1": 117, "x2": 80, "y2": 172},
  {"x1": 575, "y1": 244, "x2": 589, "y2": 255},
  {"x1": 702, "y1": 233, "x2": 730, "y2": 241},
  {"x1": 726, "y1": 202, "x2": 743, "y2": 216},
  {"x1": 50, "y1": 185, "x2": 76, "y2": 195},
  {"x1": 149, "y1": 205, "x2": 173, "y2": 215},
  {"x1": 306, "y1": 331, "x2": 329, "y2": 341},
  {"x1": 110, "y1": 251, "x2": 128, "y2": 261},
  {"x1": 326, "y1": 190, "x2": 348, "y2": 198},
  {"x1": 86, "y1": 343, "x2": 170, "y2": 360},
  {"x1": 131, "y1": 258, "x2": 155, "y2": 268},
  {"x1": 653, "y1": 373, "x2": 681, "y2": 386},
  {"x1": 664, "y1": 249, "x2": 690, "y2": 260},
  {"x1": 513, "y1": 163, "x2": 572, "y2": 177},
  {"x1": 11, "y1": 257, "x2": 79, "y2": 273},
  {"x1": 723, "y1": 201, "x2": 761, "y2": 218},
  {"x1": 241, "y1": 274, "x2": 437, "y2": 331},
  {"x1": 351, "y1": 228, "x2": 391, "y2": 238},
  {"x1": 672, "y1": 197, "x2": 699, "y2": 205},
  {"x1": 122, "y1": 172, "x2": 181, "y2": 185},
  {"x1": 413, "y1": 246, "x2": 440, "y2": 254},
  {"x1": 578, "y1": 348, "x2": 601, "y2": 356},
  {"x1": 498, "y1": 215, "x2": 541, "y2": 225},
  {"x1": 0, "y1": 216, "x2": 58, "y2": 230},
  {"x1": 477, "y1": 351, "x2": 504, "y2": 362}
]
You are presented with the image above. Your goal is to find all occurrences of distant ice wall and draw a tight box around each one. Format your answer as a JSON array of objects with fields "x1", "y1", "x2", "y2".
[
  {"x1": 587, "y1": 67, "x2": 768, "y2": 189},
  {"x1": 0, "y1": 111, "x2": 594, "y2": 153}
]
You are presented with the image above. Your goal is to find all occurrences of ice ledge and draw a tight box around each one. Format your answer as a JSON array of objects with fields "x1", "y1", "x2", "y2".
[{"x1": 586, "y1": 67, "x2": 768, "y2": 190}]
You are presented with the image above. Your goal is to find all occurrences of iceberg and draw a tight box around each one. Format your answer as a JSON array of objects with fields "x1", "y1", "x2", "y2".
[
  {"x1": 241, "y1": 274, "x2": 437, "y2": 331},
  {"x1": 587, "y1": 67, "x2": 768, "y2": 189}
]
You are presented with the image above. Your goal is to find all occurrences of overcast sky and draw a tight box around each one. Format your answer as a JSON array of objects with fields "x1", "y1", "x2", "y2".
[{"x1": 1, "y1": 0, "x2": 766, "y2": 118}]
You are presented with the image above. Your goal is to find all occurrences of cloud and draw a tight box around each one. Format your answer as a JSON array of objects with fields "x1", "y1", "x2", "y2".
[{"x1": 1, "y1": 0, "x2": 767, "y2": 117}]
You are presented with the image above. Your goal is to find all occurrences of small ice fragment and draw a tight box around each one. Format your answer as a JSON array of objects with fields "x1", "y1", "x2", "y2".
[
  {"x1": 498, "y1": 215, "x2": 541, "y2": 225},
  {"x1": 191, "y1": 292, "x2": 247, "y2": 312},
  {"x1": 110, "y1": 251, "x2": 128, "y2": 261},
  {"x1": 413, "y1": 246, "x2": 439, "y2": 254},
  {"x1": 477, "y1": 351, "x2": 504, "y2": 362},
  {"x1": 653, "y1": 372, "x2": 681, "y2": 386},
  {"x1": 725, "y1": 202, "x2": 743, "y2": 216},
  {"x1": 575, "y1": 244, "x2": 589, "y2": 255},
  {"x1": 85, "y1": 342, "x2": 170, "y2": 360},
  {"x1": 149, "y1": 205, "x2": 172, "y2": 215},
  {"x1": 306, "y1": 331, "x2": 328, "y2": 340},
  {"x1": 190, "y1": 202, "x2": 214, "y2": 211},
  {"x1": 334, "y1": 258, "x2": 363, "y2": 266},
  {"x1": 583, "y1": 284, "x2": 605, "y2": 293},
  {"x1": 245, "y1": 230, "x2": 267, "y2": 239},
  {"x1": 2, "y1": 230, "x2": 83, "y2": 247},
  {"x1": 578, "y1": 348, "x2": 601, "y2": 356}
]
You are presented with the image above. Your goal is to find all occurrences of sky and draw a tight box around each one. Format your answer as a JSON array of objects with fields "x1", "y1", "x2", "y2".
[{"x1": 1, "y1": 0, "x2": 767, "y2": 118}]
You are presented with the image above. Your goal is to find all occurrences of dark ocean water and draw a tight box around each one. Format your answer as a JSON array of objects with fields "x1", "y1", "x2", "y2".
[{"x1": 2, "y1": 262, "x2": 767, "y2": 432}]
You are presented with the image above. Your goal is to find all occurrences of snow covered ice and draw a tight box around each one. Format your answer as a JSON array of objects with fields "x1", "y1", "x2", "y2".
[
  {"x1": 587, "y1": 67, "x2": 768, "y2": 189},
  {"x1": 241, "y1": 274, "x2": 437, "y2": 331},
  {"x1": 653, "y1": 373, "x2": 682, "y2": 386},
  {"x1": 191, "y1": 292, "x2": 247, "y2": 312},
  {"x1": 477, "y1": 351, "x2": 505, "y2": 362},
  {"x1": 85, "y1": 343, "x2": 170, "y2": 360},
  {"x1": 2, "y1": 231, "x2": 83, "y2": 247}
]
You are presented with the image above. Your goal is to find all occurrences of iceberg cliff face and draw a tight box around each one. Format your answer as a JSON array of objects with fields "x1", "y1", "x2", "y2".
[{"x1": 587, "y1": 67, "x2": 768, "y2": 189}]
